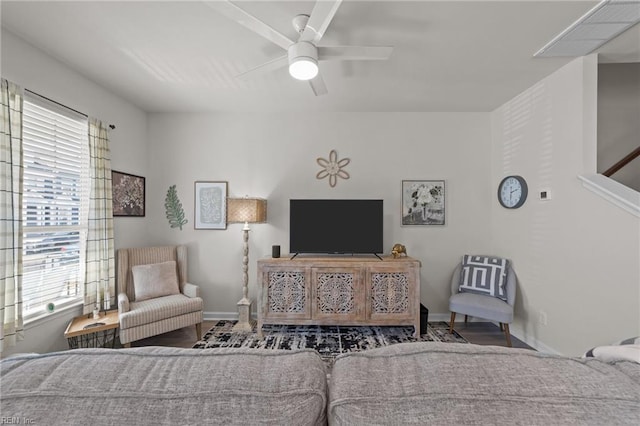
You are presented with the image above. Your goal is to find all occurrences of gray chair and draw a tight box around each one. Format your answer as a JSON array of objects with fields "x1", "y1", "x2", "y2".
[{"x1": 448, "y1": 261, "x2": 516, "y2": 346}]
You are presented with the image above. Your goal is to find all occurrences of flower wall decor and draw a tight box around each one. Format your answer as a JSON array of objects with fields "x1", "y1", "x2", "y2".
[{"x1": 316, "y1": 149, "x2": 350, "y2": 187}]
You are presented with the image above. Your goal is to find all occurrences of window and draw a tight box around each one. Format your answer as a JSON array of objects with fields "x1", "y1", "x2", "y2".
[{"x1": 22, "y1": 93, "x2": 89, "y2": 321}]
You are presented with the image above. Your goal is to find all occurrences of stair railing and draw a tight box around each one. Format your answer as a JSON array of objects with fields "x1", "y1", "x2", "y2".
[{"x1": 602, "y1": 146, "x2": 640, "y2": 177}]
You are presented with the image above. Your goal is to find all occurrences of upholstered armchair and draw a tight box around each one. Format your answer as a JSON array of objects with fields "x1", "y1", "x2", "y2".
[
  {"x1": 449, "y1": 255, "x2": 516, "y2": 346},
  {"x1": 117, "y1": 245, "x2": 203, "y2": 347}
]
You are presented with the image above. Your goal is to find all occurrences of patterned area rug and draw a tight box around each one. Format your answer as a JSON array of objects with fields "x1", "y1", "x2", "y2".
[{"x1": 193, "y1": 320, "x2": 468, "y2": 367}]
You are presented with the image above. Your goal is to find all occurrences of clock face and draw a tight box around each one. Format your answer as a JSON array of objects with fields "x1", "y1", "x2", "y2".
[{"x1": 498, "y1": 175, "x2": 528, "y2": 209}]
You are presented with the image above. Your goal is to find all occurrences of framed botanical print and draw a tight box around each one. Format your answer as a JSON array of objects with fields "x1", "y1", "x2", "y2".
[{"x1": 194, "y1": 181, "x2": 227, "y2": 229}]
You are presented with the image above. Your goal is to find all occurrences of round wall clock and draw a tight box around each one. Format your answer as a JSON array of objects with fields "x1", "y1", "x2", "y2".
[{"x1": 497, "y1": 175, "x2": 528, "y2": 209}]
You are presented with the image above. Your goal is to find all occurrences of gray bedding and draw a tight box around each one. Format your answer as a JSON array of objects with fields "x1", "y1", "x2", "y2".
[
  {"x1": 1, "y1": 347, "x2": 327, "y2": 426},
  {"x1": 328, "y1": 342, "x2": 640, "y2": 425}
]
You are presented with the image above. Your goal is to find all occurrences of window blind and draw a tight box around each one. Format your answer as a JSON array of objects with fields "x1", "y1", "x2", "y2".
[{"x1": 22, "y1": 93, "x2": 89, "y2": 319}]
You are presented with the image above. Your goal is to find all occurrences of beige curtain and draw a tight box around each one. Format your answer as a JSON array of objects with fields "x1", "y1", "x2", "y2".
[
  {"x1": 84, "y1": 119, "x2": 115, "y2": 314},
  {"x1": 0, "y1": 78, "x2": 24, "y2": 353}
]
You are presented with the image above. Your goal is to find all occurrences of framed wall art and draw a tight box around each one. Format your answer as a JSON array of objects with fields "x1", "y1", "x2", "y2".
[
  {"x1": 194, "y1": 181, "x2": 227, "y2": 229},
  {"x1": 402, "y1": 180, "x2": 445, "y2": 226},
  {"x1": 112, "y1": 170, "x2": 145, "y2": 217}
]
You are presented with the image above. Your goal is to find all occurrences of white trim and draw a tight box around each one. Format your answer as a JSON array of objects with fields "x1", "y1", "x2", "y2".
[
  {"x1": 206, "y1": 311, "x2": 459, "y2": 322},
  {"x1": 203, "y1": 311, "x2": 247, "y2": 321},
  {"x1": 429, "y1": 313, "x2": 454, "y2": 322},
  {"x1": 578, "y1": 174, "x2": 640, "y2": 217},
  {"x1": 434, "y1": 313, "x2": 562, "y2": 354},
  {"x1": 508, "y1": 323, "x2": 563, "y2": 355},
  {"x1": 23, "y1": 302, "x2": 83, "y2": 330}
]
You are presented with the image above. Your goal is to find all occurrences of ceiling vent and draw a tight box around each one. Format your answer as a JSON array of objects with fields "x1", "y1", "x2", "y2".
[{"x1": 534, "y1": 0, "x2": 640, "y2": 57}]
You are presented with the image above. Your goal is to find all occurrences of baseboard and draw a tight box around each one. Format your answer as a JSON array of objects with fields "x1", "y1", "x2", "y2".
[
  {"x1": 203, "y1": 311, "x2": 245, "y2": 321},
  {"x1": 430, "y1": 313, "x2": 559, "y2": 354},
  {"x1": 508, "y1": 323, "x2": 562, "y2": 355},
  {"x1": 430, "y1": 313, "x2": 488, "y2": 322},
  {"x1": 205, "y1": 312, "x2": 478, "y2": 324},
  {"x1": 428, "y1": 313, "x2": 452, "y2": 322}
]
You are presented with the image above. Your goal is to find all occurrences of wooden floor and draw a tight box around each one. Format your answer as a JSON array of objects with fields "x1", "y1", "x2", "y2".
[
  {"x1": 134, "y1": 320, "x2": 534, "y2": 350},
  {"x1": 451, "y1": 321, "x2": 533, "y2": 349}
]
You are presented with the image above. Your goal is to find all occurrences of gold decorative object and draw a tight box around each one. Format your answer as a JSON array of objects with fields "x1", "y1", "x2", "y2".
[
  {"x1": 316, "y1": 149, "x2": 350, "y2": 187},
  {"x1": 391, "y1": 244, "x2": 407, "y2": 258}
]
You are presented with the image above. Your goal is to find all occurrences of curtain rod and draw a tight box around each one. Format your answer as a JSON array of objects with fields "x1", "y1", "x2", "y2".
[{"x1": 25, "y1": 89, "x2": 116, "y2": 130}]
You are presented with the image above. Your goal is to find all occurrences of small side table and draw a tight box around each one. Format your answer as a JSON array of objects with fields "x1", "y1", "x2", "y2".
[{"x1": 64, "y1": 310, "x2": 119, "y2": 349}]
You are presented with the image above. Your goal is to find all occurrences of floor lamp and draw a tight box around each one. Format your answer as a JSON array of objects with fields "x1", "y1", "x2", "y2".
[{"x1": 227, "y1": 197, "x2": 267, "y2": 332}]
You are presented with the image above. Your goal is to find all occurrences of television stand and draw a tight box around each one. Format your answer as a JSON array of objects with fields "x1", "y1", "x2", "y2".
[{"x1": 257, "y1": 256, "x2": 421, "y2": 337}]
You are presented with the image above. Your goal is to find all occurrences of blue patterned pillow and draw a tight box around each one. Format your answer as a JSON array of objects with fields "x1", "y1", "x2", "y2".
[{"x1": 458, "y1": 255, "x2": 509, "y2": 301}]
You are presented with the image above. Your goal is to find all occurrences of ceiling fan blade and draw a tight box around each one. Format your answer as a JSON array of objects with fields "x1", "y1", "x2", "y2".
[
  {"x1": 318, "y1": 46, "x2": 394, "y2": 61},
  {"x1": 299, "y1": 0, "x2": 343, "y2": 43},
  {"x1": 308, "y1": 73, "x2": 328, "y2": 96},
  {"x1": 204, "y1": 1, "x2": 294, "y2": 51},
  {"x1": 236, "y1": 55, "x2": 288, "y2": 80}
]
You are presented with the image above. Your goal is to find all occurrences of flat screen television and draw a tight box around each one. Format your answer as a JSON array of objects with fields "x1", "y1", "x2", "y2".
[{"x1": 289, "y1": 199, "x2": 383, "y2": 256}]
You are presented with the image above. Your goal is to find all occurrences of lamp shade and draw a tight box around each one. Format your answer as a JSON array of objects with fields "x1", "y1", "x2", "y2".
[{"x1": 227, "y1": 198, "x2": 267, "y2": 224}]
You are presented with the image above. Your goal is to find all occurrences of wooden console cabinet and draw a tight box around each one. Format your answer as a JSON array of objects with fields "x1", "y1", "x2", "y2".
[{"x1": 257, "y1": 256, "x2": 421, "y2": 336}]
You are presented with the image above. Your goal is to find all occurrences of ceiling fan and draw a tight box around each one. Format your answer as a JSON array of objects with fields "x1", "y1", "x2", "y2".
[{"x1": 204, "y1": 0, "x2": 393, "y2": 96}]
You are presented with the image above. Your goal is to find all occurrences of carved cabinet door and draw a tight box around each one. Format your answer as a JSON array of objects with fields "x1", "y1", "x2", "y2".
[
  {"x1": 366, "y1": 264, "x2": 417, "y2": 322},
  {"x1": 311, "y1": 267, "x2": 365, "y2": 322},
  {"x1": 260, "y1": 266, "x2": 311, "y2": 320}
]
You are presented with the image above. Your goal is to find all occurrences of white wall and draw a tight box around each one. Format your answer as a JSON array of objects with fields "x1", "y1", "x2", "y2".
[
  {"x1": 6, "y1": 27, "x2": 635, "y2": 359},
  {"x1": 1, "y1": 30, "x2": 149, "y2": 357},
  {"x1": 491, "y1": 56, "x2": 640, "y2": 356},
  {"x1": 147, "y1": 112, "x2": 492, "y2": 318}
]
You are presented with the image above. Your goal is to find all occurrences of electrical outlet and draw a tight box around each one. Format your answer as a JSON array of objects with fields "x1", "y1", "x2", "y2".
[{"x1": 538, "y1": 310, "x2": 548, "y2": 326}]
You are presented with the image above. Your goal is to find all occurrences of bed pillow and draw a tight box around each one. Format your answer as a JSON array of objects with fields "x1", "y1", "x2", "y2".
[
  {"x1": 584, "y1": 336, "x2": 640, "y2": 364},
  {"x1": 132, "y1": 261, "x2": 180, "y2": 302},
  {"x1": 458, "y1": 255, "x2": 509, "y2": 301}
]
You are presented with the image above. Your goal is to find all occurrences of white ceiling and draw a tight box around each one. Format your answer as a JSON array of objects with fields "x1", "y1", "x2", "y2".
[{"x1": 2, "y1": 0, "x2": 638, "y2": 113}]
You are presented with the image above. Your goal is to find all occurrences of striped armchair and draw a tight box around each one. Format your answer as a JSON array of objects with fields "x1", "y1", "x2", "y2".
[{"x1": 117, "y1": 245, "x2": 203, "y2": 347}]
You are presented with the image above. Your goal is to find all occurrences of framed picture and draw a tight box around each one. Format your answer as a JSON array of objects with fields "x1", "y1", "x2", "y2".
[
  {"x1": 194, "y1": 181, "x2": 227, "y2": 229},
  {"x1": 112, "y1": 170, "x2": 145, "y2": 217},
  {"x1": 402, "y1": 180, "x2": 445, "y2": 226}
]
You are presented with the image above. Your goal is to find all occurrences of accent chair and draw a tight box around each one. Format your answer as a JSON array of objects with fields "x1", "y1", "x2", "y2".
[
  {"x1": 448, "y1": 256, "x2": 516, "y2": 346},
  {"x1": 117, "y1": 245, "x2": 203, "y2": 347}
]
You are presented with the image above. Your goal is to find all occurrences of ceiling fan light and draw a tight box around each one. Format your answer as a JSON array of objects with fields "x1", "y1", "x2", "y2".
[
  {"x1": 289, "y1": 57, "x2": 318, "y2": 80},
  {"x1": 288, "y1": 41, "x2": 319, "y2": 81}
]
